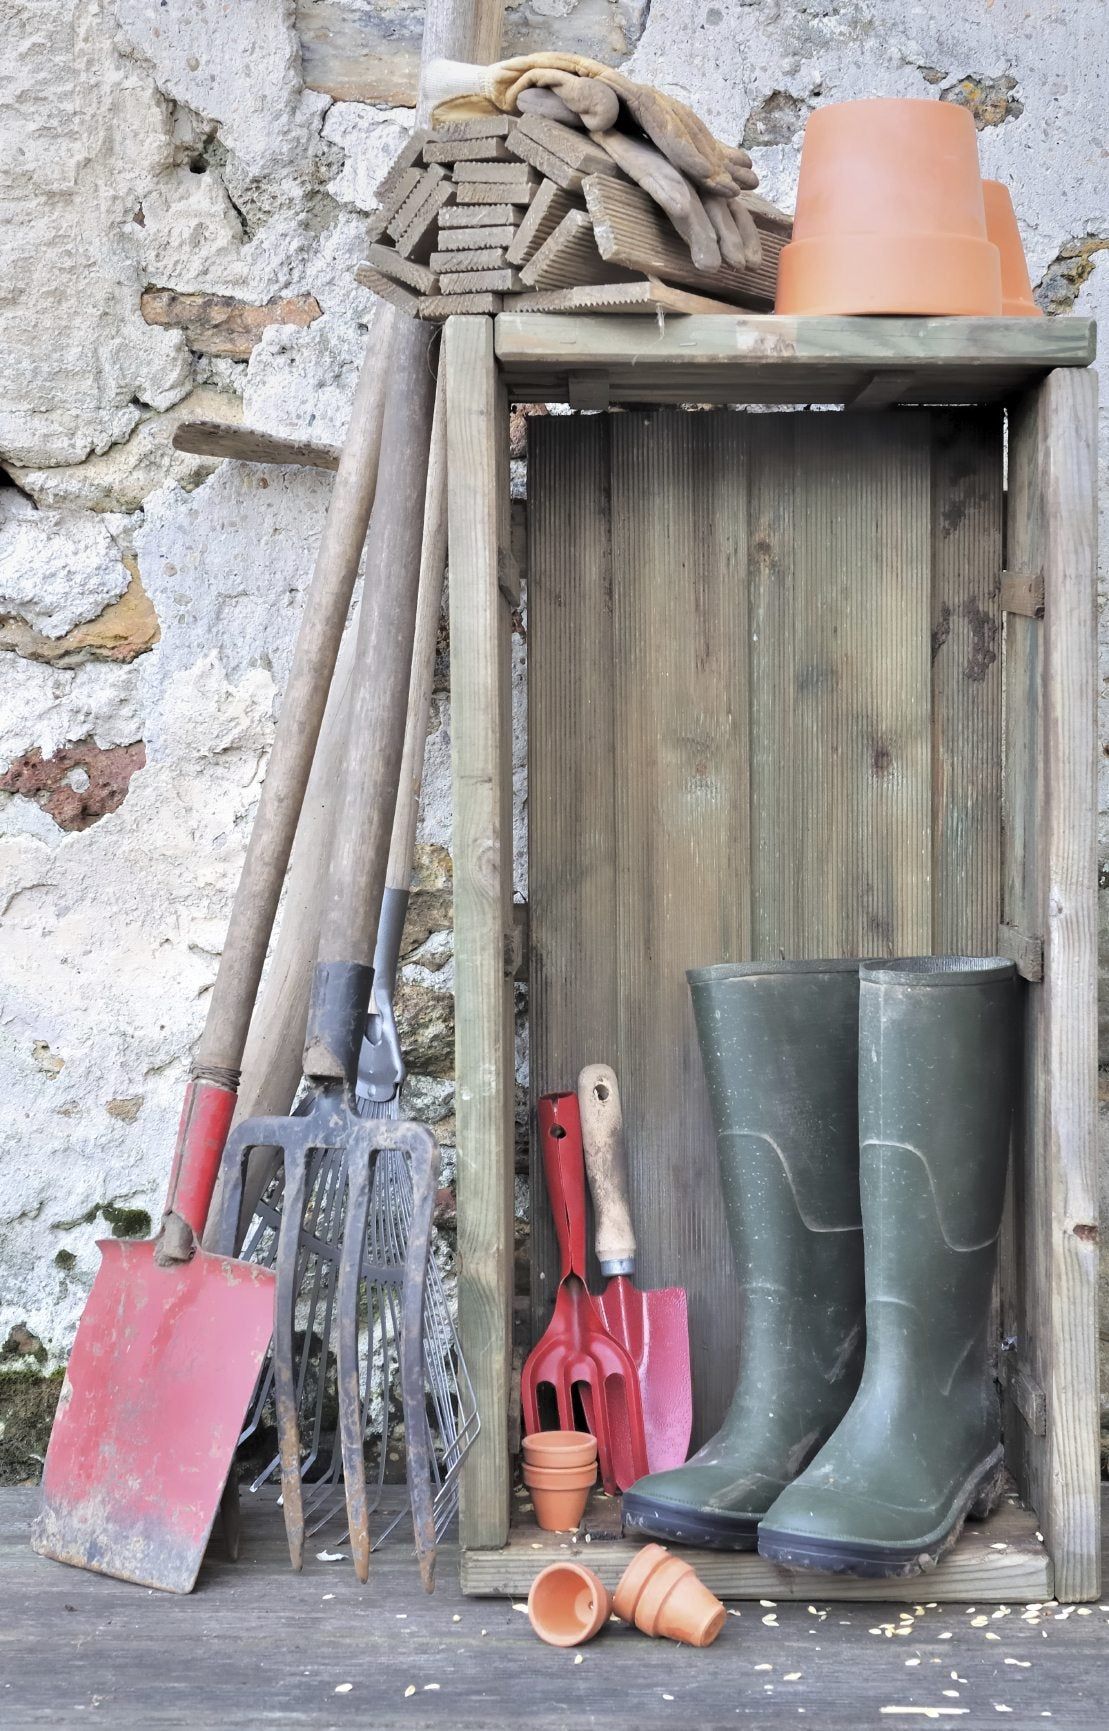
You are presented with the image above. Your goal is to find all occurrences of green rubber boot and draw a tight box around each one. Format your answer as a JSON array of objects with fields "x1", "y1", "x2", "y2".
[
  {"x1": 758, "y1": 956, "x2": 1018, "y2": 1578},
  {"x1": 622, "y1": 960, "x2": 866, "y2": 1549}
]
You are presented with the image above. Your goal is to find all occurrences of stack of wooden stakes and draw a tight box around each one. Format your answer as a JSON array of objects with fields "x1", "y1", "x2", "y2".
[{"x1": 357, "y1": 112, "x2": 792, "y2": 319}]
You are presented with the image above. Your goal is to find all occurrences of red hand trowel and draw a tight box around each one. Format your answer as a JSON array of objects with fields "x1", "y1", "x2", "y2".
[
  {"x1": 577, "y1": 1064, "x2": 692, "y2": 1474},
  {"x1": 522, "y1": 1093, "x2": 649, "y2": 1493}
]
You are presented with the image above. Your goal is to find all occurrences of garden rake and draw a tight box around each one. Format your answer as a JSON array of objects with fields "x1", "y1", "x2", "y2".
[
  {"x1": 230, "y1": 366, "x2": 477, "y2": 1580},
  {"x1": 216, "y1": 314, "x2": 455, "y2": 1590}
]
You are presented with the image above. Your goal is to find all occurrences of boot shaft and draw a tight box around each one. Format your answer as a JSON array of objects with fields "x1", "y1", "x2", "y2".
[{"x1": 858, "y1": 956, "x2": 1018, "y2": 1391}]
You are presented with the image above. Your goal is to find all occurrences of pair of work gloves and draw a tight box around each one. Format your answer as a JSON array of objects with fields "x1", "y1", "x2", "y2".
[{"x1": 428, "y1": 52, "x2": 762, "y2": 274}]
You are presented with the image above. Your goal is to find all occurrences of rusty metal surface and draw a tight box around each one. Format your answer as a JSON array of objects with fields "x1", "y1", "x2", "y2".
[
  {"x1": 221, "y1": 1099, "x2": 441, "y2": 1587},
  {"x1": 31, "y1": 1239, "x2": 274, "y2": 1594}
]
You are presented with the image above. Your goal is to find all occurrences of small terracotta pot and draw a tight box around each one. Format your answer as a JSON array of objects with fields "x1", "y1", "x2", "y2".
[
  {"x1": 526, "y1": 1481, "x2": 592, "y2": 1532},
  {"x1": 776, "y1": 98, "x2": 1002, "y2": 316},
  {"x1": 528, "y1": 1561, "x2": 613, "y2": 1646},
  {"x1": 613, "y1": 1543, "x2": 727, "y2": 1648},
  {"x1": 982, "y1": 180, "x2": 1042, "y2": 317},
  {"x1": 522, "y1": 1431, "x2": 598, "y2": 1470},
  {"x1": 523, "y1": 1461, "x2": 598, "y2": 1490},
  {"x1": 523, "y1": 1458, "x2": 596, "y2": 1531}
]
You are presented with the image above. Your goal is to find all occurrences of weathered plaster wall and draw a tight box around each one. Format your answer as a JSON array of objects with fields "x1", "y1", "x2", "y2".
[{"x1": 1, "y1": 1, "x2": 1106, "y2": 1470}]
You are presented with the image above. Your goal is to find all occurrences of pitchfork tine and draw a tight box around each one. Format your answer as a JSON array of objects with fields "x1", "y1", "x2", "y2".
[
  {"x1": 337, "y1": 1153, "x2": 373, "y2": 1584},
  {"x1": 398, "y1": 1125, "x2": 439, "y2": 1592},
  {"x1": 274, "y1": 1149, "x2": 309, "y2": 1570}
]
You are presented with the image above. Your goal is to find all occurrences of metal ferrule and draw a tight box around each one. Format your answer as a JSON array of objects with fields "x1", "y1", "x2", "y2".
[
  {"x1": 303, "y1": 960, "x2": 374, "y2": 1087},
  {"x1": 357, "y1": 887, "x2": 408, "y2": 1105}
]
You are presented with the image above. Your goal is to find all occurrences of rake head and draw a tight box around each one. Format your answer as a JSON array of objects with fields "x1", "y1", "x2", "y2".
[{"x1": 219, "y1": 1097, "x2": 440, "y2": 1589}]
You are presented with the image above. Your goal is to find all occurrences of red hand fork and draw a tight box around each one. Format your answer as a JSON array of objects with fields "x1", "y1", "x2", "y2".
[{"x1": 521, "y1": 1092, "x2": 649, "y2": 1494}]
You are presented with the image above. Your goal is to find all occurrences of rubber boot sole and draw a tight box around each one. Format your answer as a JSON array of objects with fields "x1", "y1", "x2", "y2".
[
  {"x1": 622, "y1": 1492, "x2": 760, "y2": 1550},
  {"x1": 756, "y1": 1448, "x2": 1005, "y2": 1579}
]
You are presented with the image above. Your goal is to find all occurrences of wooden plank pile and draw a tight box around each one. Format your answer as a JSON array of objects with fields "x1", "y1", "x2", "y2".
[{"x1": 356, "y1": 114, "x2": 792, "y2": 319}]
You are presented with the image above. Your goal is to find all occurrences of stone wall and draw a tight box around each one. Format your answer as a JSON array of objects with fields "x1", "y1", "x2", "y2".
[{"x1": 1, "y1": 1, "x2": 1106, "y2": 1474}]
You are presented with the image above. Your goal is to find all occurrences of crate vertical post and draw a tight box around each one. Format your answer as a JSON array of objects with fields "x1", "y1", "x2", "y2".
[
  {"x1": 446, "y1": 315, "x2": 516, "y2": 1551},
  {"x1": 1002, "y1": 367, "x2": 1100, "y2": 1602}
]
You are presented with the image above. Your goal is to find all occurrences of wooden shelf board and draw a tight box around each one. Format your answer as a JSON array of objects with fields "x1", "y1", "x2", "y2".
[
  {"x1": 491, "y1": 314, "x2": 1095, "y2": 406},
  {"x1": 461, "y1": 1494, "x2": 1052, "y2": 1602}
]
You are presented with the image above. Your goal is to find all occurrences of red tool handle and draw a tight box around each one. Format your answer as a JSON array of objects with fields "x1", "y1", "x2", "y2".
[
  {"x1": 162, "y1": 1081, "x2": 237, "y2": 1240},
  {"x1": 538, "y1": 1092, "x2": 589, "y2": 1284}
]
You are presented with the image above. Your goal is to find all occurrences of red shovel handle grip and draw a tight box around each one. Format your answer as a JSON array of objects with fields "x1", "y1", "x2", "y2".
[
  {"x1": 162, "y1": 1080, "x2": 237, "y2": 1239},
  {"x1": 538, "y1": 1092, "x2": 589, "y2": 1284}
]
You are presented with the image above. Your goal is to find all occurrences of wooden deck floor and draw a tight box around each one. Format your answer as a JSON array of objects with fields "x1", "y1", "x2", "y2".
[{"x1": 1, "y1": 1487, "x2": 1105, "y2": 1729}]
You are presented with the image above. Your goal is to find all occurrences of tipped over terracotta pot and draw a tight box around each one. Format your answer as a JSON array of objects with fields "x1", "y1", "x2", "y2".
[
  {"x1": 528, "y1": 1560, "x2": 613, "y2": 1646},
  {"x1": 613, "y1": 1542, "x2": 726, "y2": 1647}
]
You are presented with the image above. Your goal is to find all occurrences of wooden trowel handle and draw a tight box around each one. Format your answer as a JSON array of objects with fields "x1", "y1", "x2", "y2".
[{"x1": 577, "y1": 1063, "x2": 636, "y2": 1279}]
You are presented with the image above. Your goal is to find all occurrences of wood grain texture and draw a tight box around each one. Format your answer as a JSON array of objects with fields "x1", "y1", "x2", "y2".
[
  {"x1": 1004, "y1": 371, "x2": 1101, "y2": 1602},
  {"x1": 929, "y1": 411, "x2": 1003, "y2": 954},
  {"x1": 14, "y1": 1485, "x2": 1109, "y2": 1722},
  {"x1": 584, "y1": 176, "x2": 787, "y2": 309},
  {"x1": 362, "y1": 243, "x2": 437, "y2": 293},
  {"x1": 527, "y1": 412, "x2": 617, "y2": 1321},
  {"x1": 494, "y1": 313, "x2": 1097, "y2": 406},
  {"x1": 446, "y1": 317, "x2": 516, "y2": 1551},
  {"x1": 528, "y1": 408, "x2": 1005, "y2": 1440},
  {"x1": 513, "y1": 277, "x2": 741, "y2": 316},
  {"x1": 518, "y1": 209, "x2": 628, "y2": 290},
  {"x1": 462, "y1": 1495, "x2": 1052, "y2": 1602},
  {"x1": 171, "y1": 421, "x2": 340, "y2": 469},
  {"x1": 439, "y1": 201, "x2": 518, "y2": 227},
  {"x1": 505, "y1": 179, "x2": 582, "y2": 266},
  {"x1": 434, "y1": 225, "x2": 516, "y2": 250}
]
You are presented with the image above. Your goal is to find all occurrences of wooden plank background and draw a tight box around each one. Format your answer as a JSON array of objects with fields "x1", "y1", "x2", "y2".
[{"x1": 528, "y1": 407, "x2": 1003, "y2": 1442}]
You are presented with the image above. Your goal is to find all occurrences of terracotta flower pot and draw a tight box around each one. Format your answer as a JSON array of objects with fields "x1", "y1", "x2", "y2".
[
  {"x1": 523, "y1": 1458, "x2": 596, "y2": 1531},
  {"x1": 982, "y1": 180, "x2": 1042, "y2": 317},
  {"x1": 613, "y1": 1543, "x2": 726, "y2": 1648},
  {"x1": 523, "y1": 1461, "x2": 598, "y2": 1489},
  {"x1": 522, "y1": 1431, "x2": 599, "y2": 1470},
  {"x1": 776, "y1": 99, "x2": 1002, "y2": 316},
  {"x1": 528, "y1": 1561, "x2": 613, "y2": 1646}
]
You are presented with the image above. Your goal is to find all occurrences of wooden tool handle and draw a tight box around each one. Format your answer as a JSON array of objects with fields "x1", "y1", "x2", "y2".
[
  {"x1": 192, "y1": 319, "x2": 394, "y2": 1084},
  {"x1": 577, "y1": 1063, "x2": 636, "y2": 1277},
  {"x1": 386, "y1": 360, "x2": 448, "y2": 893}
]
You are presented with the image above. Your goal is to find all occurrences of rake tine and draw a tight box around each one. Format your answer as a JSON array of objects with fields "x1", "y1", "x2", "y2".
[
  {"x1": 397, "y1": 1124, "x2": 439, "y2": 1592},
  {"x1": 274, "y1": 1147, "x2": 309, "y2": 1570},
  {"x1": 337, "y1": 1148, "x2": 374, "y2": 1583}
]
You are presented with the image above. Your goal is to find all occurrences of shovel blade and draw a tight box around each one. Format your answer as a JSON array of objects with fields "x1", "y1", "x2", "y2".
[
  {"x1": 595, "y1": 1277, "x2": 692, "y2": 1475},
  {"x1": 32, "y1": 1238, "x2": 274, "y2": 1593}
]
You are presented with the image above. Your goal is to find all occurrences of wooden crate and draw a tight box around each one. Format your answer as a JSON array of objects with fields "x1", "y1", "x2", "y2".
[{"x1": 444, "y1": 313, "x2": 1099, "y2": 1602}]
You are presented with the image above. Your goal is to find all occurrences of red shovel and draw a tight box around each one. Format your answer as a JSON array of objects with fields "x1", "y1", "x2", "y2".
[
  {"x1": 30, "y1": 279, "x2": 397, "y2": 1595},
  {"x1": 522, "y1": 1093, "x2": 649, "y2": 1493},
  {"x1": 577, "y1": 1064, "x2": 692, "y2": 1475}
]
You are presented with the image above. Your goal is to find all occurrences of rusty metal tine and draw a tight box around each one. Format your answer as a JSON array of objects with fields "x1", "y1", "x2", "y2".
[
  {"x1": 274, "y1": 1147, "x2": 309, "y2": 1570},
  {"x1": 398, "y1": 1124, "x2": 439, "y2": 1592},
  {"x1": 337, "y1": 1151, "x2": 374, "y2": 1583}
]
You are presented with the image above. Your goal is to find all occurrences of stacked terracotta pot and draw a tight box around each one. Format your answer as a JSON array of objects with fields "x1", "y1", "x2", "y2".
[
  {"x1": 522, "y1": 1431, "x2": 598, "y2": 1532},
  {"x1": 775, "y1": 98, "x2": 1041, "y2": 317}
]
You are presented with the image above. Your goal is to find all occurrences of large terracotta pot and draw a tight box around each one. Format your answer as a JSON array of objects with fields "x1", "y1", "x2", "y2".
[
  {"x1": 982, "y1": 180, "x2": 1042, "y2": 316},
  {"x1": 776, "y1": 99, "x2": 1002, "y2": 316}
]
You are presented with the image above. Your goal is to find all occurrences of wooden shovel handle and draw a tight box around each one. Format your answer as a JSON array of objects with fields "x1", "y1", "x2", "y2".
[
  {"x1": 192, "y1": 321, "x2": 395, "y2": 1084},
  {"x1": 386, "y1": 359, "x2": 448, "y2": 892},
  {"x1": 577, "y1": 1063, "x2": 637, "y2": 1277}
]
